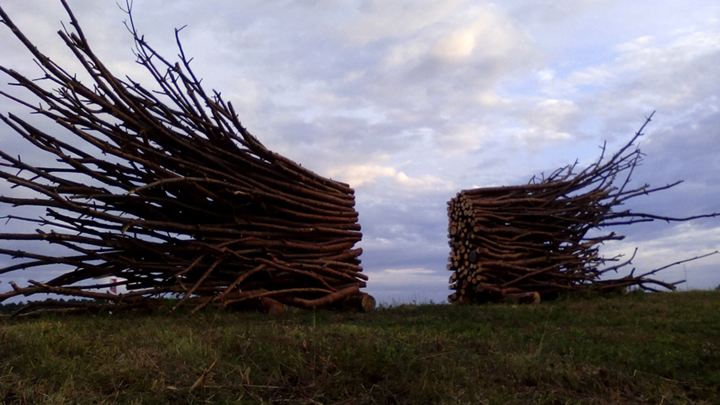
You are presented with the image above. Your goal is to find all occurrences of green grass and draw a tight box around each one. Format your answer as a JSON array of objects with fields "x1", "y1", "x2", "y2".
[{"x1": 1, "y1": 290, "x2": 719, "y2": 404}]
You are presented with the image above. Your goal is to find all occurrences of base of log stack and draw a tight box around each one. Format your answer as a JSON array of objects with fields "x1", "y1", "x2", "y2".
[{"x1": 503, "y1": 292, "x2": 541, "y2": 305}]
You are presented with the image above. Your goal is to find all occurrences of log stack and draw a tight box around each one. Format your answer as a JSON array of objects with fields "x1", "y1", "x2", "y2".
[
  {"x1": 447, "y1": 114, "x2": 719, "y2": 304},
  {"x1": 447, "y1": 182, "x2": 606, "y2": 304},
  {"x1": 0, "y1": 1, "x2": 373, "y2": 316}
]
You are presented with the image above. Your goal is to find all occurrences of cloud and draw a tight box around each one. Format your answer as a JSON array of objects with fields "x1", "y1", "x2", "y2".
[
  {"x1": 563, "y1": 26, "x2": 720, "y2": 121},
  {"x1": 328, "y1": 164, "x2": 452, "y2": 193},
  {"x1": 516, "y1": 99, "x2": 578, "y2": 146},
  {"x1": 1, "y1": 0, "x2": 719, "y2": 301},
  {"x1": 614, "y1": 35, "x2": 656, "y2": 53},
  {"x1": 599, "y1": 222, "x2": 720, "y2": 288},
  {"x1": 432, "y1": 27, "x2": 478, "y2": 63},
  {"x1": 339, "y1": 0, "x2": 464, "y2": 46},
  {"x1": 433, "y1": 9, "x2": 532, "y2": 65},
  {"x1": 329, "y1": 164, "x2": 398, "y2": 187},
  {"x1": 432, "y1": 122, "x2": 489, "y2": 156},
  {"x1": 368, "y1": 267, "x2": 447, "y2": 286},
  {"x1": 374, "y1": 4, "x2": 540, "y2": 79}
]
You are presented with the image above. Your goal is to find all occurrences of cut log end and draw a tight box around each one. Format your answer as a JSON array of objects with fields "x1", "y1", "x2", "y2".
[
  {"x1": 361, "y1": 294, "x2": 376, "y2": 312},
  {"x1": 260, "y1": 296, "x2": 286, "y2": 316},
  {"x1": 341, "y1": 293, "x2": 376, "y2": 312}
]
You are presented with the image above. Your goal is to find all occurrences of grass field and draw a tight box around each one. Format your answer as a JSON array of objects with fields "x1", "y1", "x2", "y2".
[{"x1": 0, "y1": 290, "x2": 718, "y2": 404}]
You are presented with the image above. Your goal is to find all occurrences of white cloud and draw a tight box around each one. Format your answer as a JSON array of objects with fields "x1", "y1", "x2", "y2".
[
  {"x1": 329, "y1": 164, "x2": 397, "y2": 187},
  {"x1": 614, "y1": 35, "x2": 655, "y2": 53},
  {"x1": 515, "y1": 99, "x2": 578, "y2": 147},
  {"x1": 226, "y1": 77, "x2": 269, "y2": 112},
  {"x1": 566, "y1": 66, "x2": 617, "y2": 88},
  {"x1": 377, "y1": 5, "x2": 538, "y2": 74},
  {"x1": 340, "y1": 0, "x2": 463, "y2": 45},
  {"x1": 600, "y1": 223, "x2": 720, "y2": 287},
  {"x1": 432, "y1": 26, "x2": 478, "y2": 63},
  {"x1": 385, "y1": 268, "x2": 435, "y2": 275},
  {"x1": 477, "y1": 90, "x2": 506, "y2": 106},
  {"x1": 635, "y1": 224, "x2": 720, "y2": 260},
  {"x1": 517, "y1": 127, "x2": 572, "y2": 146},
  {"x1": 439, "y1": 10, "x2": 528, "y2": 63},
  {"x1": 580, "y1": 28, "x2": 720, "y2": 124},
  {"x1": 382, "y1": 41, "x2": 429, "y2": 70},
  {"x1": 537, "y1": 69, "x2": 555, "y2": 83},
  {"x1": 396, "y1": 172, "x2": 448, "y2": 189},
  {"x1": 433, "y1": 123, "x2": 489, "y2": 156},
  {"x1": 367, "y1": 267, "x2": 447, "y2": 286},
  {"x1": 327, "y1": 164, "x2": 451, "y2": 192},
  {"x1": 2, "y1": 0, "x2": 720, "y2": 299}
]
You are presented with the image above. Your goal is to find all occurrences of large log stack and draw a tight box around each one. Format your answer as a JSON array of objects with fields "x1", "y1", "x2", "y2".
[
  {"x1": 0, "y1": 1, "x2": 373, "y2": 316},
  {"x1": 447, "y1": 114, "x2": 718, "y2": 304}
]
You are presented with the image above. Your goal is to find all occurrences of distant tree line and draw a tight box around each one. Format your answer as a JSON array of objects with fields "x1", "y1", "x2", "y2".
[{"x1": 0, "y1": 298, "x2": 94, "y2": 314}]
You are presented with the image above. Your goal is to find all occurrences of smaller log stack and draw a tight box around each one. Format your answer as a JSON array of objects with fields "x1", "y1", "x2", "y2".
[
  {"x1": 447, "y1": 113, "x2": 719, "y2": 304},
  {"x1": 446, "y1": 182, "x2": 606, "y2": 304}
]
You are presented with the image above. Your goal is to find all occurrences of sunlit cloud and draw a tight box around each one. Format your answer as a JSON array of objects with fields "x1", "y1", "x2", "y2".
[{"x1": 1, "y1": 0, "x2": 719, "y2": 302}]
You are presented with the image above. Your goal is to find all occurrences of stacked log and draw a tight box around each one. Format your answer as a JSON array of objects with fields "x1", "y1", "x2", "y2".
[
  {"x1": 0, "y1": 1, "x2": 373, "y2": 316},
  {"x1": 447, "y1": 114, "x2": 718, "y2": 304},
  {"x1": 447, "y1": 182, "x2": 603, "y2": 304}
]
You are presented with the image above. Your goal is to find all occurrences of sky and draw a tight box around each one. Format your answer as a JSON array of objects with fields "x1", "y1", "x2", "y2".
[{"x1": 1, "y1": 0, "x2": 719, "y2": 304}]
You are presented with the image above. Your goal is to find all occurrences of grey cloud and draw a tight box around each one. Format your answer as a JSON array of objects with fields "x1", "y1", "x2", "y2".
[
  {"x1": 609, "y1": 111, "x2": 720, "y2": 238},
  {"x1": 2, "y1": 0, "x2": 720, "y2": 298}
]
